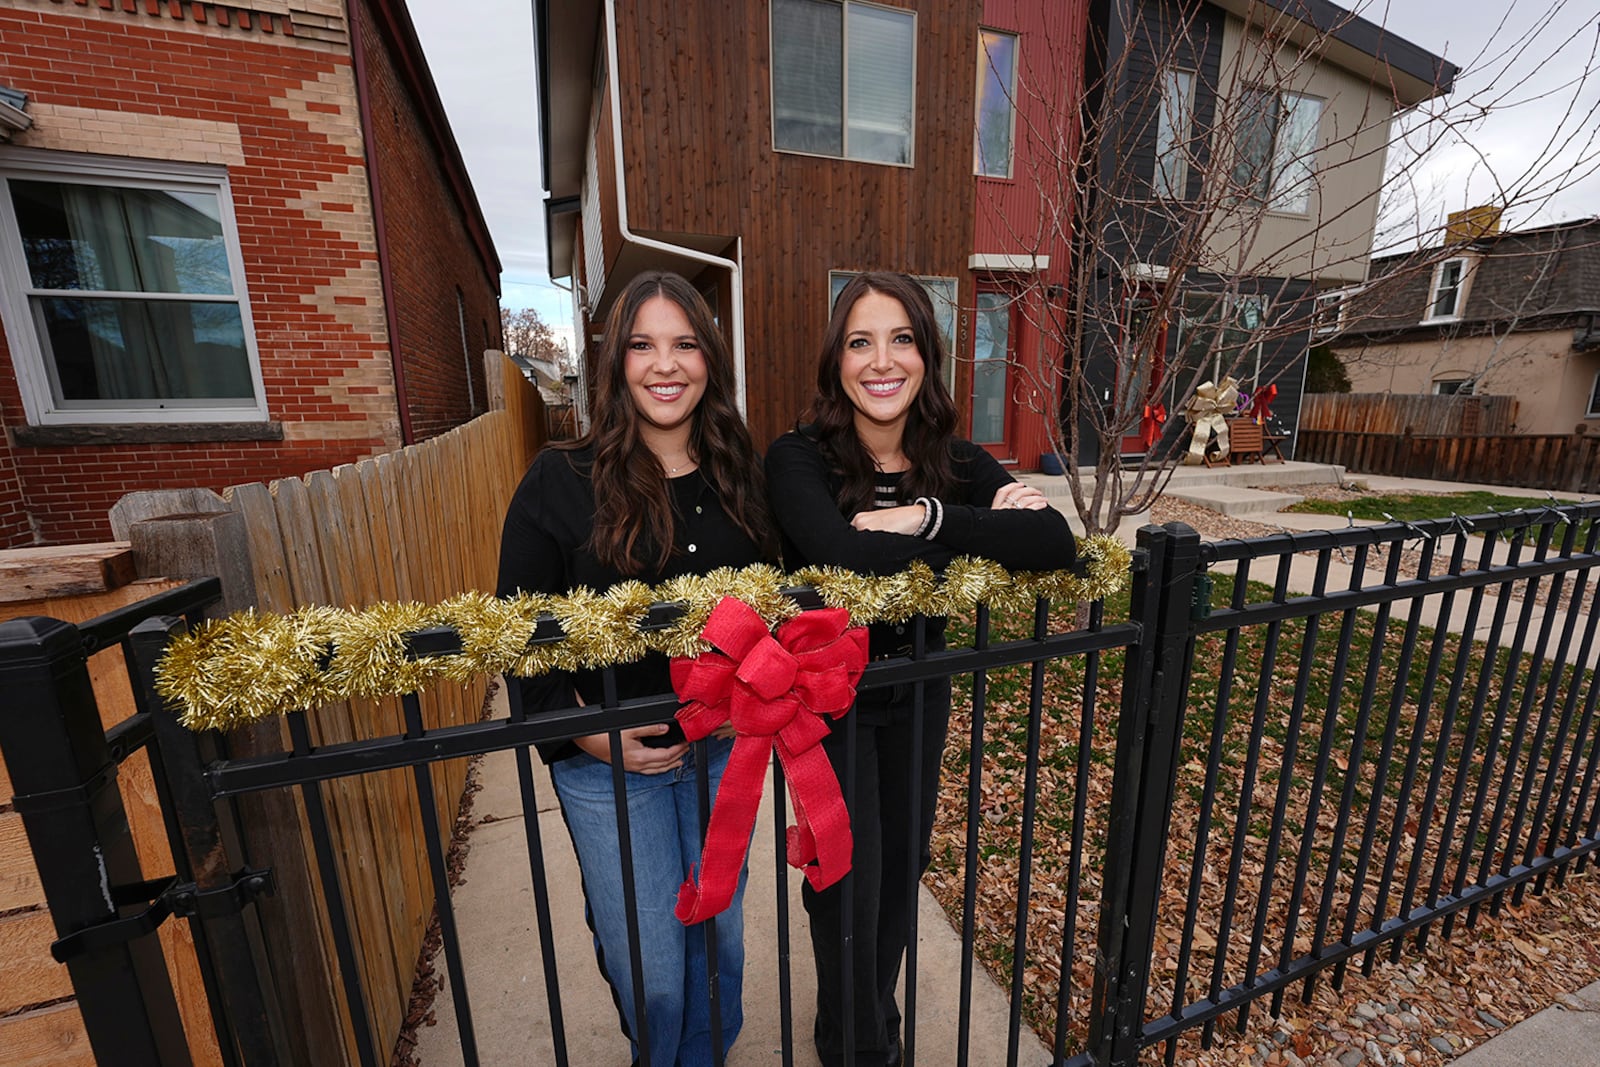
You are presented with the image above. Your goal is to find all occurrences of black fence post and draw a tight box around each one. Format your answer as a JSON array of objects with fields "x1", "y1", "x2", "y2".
[
  {"x1": 0, "y1": 616, "x2": 193, "y2": 1066},
  {"x1": 1088, "y1": 522, "x2": 1202, "y2": 1067},
  {"x1": 127, "y1": 615, "x2": 291, "y2": 1066}
]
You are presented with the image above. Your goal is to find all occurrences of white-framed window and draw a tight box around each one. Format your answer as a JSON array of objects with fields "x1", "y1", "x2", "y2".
[
  {"x1": 1231, "y1": 88, "x2": 1323, "y2": 214},
  {"x1": 1154, "y1": 69, "x2": 1195, "y2": 199},
  {"x1": 1433, "y1": 378, "x2": 1473, "y2": 396},
  {"x1": 974, "y1": 28, "x2": 1018, "y2": 178},
  {"x1": 771, "y1": 0, "x2": 916, "y2": 166},
  {"x1": 1587, "y1": 372, "x2": 1600, "y2": 418},
  {"x1": 1424, "y1": 257, "x2": 1468, "y2": 322},
  {"x1": 1312, "y1": 287, "x2": 1357, "y2": 336},
  {"x1": 828, "y1": 270, "x2": 957, "y2": 389},
  {"x1": 0, "y1": 149, "x2": 266, "y2": 426}
]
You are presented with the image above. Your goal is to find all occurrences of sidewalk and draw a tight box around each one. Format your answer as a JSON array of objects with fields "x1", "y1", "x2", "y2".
[
  {"x1": 410, "y1": 685, "x2": 1047, "y2": 1065},
  {"x1": 1449, "y1": 980, "x2": 1600, "y2": 1066}
]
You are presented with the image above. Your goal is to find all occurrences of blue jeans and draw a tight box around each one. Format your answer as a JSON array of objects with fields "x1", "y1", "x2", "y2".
[{"x1": 550, "y1": 737, "x2": 745, "y2": 1066}]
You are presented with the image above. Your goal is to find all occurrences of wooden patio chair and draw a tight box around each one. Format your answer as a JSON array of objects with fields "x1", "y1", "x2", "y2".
[{"x1": 1226, "y1": 418, "x2": 1264, "y2": 464}]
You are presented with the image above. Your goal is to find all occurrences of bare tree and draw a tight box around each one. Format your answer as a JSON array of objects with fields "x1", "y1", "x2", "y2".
[
  {"x1": 977, "y1": 0, "x2": 1600, "y2": 536},
  {"x1": 500, "y1": 305, "x2": 571, "y2": 375}
]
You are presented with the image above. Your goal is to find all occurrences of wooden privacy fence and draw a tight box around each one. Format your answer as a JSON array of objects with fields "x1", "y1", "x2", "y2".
[
  {"x1": 1297, "y1": 428, "x2": 1600, "y2": 494},
  {"x1": 68, "y1": 354, "x2": 544, "y2": 1066},
  {"x1": 1299, "y1": 392, "x2": 1518, "y2": 436}
]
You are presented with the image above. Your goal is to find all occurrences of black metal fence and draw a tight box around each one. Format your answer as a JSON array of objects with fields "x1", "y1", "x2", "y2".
[{"x1": 6, "y1": 507, "x2": 1600, "y2": 1067}]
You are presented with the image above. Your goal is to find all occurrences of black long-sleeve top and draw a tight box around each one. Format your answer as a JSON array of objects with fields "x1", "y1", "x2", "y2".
[
  {"x1": 495, "y1": 445, "x2": 766, "y2": 763},
  {"x1": 764, "y1": 428, "x2": 1078, "y2": 657}
]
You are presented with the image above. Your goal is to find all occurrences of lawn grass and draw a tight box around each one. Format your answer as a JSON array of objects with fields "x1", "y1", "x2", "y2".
[{"x1": 1287, "y1": 490, "x2": 1579, "y2": 523}]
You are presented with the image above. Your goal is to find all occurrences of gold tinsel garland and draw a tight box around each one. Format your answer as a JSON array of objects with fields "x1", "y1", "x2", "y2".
[{"x1": 156, "y1": 536, "x2": 1132, "y2": 732}]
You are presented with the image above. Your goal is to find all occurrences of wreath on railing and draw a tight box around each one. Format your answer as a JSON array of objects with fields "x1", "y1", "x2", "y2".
[{"x1": 154, "y1": 536, "x2": 1132, "y2": 733}]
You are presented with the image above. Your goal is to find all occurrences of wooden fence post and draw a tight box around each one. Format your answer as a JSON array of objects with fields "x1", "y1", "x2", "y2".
[{"x1": 119, "y1": 499, "x2": 352, "y2": 1067}]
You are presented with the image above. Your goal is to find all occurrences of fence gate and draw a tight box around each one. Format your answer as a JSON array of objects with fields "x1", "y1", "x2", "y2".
[{"x1": 7, "y1": 511, "x2": 1600, "y2": 1066}]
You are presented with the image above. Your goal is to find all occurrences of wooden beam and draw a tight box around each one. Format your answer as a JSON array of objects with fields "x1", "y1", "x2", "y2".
[{"x1": 0, "y1": 543, "x2": 134, "y2": 603}]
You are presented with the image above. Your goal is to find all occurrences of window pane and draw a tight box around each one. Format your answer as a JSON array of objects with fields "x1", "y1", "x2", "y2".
[
  {"x1": 1432, "y1": 261, "x2": 1463, "y2": 317},
  {"x1": 33, "y1": 296, "x2": 254, "y2": 404},
  {"x1": 1155, "y1": 70, "x2": 1194, "y2": 197},
  {"x1": 1231, "y1": 89, "x2": 1277, "y2": 199},
  {"x1": 1269, "y1": 93, "x2": 1320, "y2": 212},
  {"x1": 773, "y1": 0, "x2": 844, "y2": 155},
  {"x1": 975, "y1": 31, "x2": 1016, "y2": 177},
  {"x1": 11, "y1": 180, "x2": 233, "y2": 295},
  {"x1": 846, "y1": 4, "x2": 914, "y2": 164},
  {"x1": 972, "y1": 293, "x2": 1009, "y2": 443}
]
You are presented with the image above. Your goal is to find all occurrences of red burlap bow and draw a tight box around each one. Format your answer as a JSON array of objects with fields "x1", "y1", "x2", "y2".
[
  {"x1": 669, "y1": 597, "x2": 868, "y2": 924},
  {"x1": 1251, "y1": 383, "x2": 1277, "y2": 423},
  {"x1": 1140, "y1": 401, "x2": 1168, "y2": 449}
]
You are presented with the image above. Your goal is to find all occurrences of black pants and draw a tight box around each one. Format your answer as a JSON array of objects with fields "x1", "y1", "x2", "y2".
[{"x1": 802, "y1": 676, "x2": 953, "y2": 1067}]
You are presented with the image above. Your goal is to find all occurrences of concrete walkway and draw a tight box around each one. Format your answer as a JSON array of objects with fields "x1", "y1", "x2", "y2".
[
  {"x1": 411, "y1": 685, "x2": 1047, "y2": 1066},
  {"x1": 1449, "y1": 980, "x2": 1600, "y2": 1066}
]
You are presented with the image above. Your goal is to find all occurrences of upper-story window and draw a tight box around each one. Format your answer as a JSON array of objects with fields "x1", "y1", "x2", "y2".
[
  {"x1": 772, "y1": 0, "x2": 916, "y2": 165},
  {"x1": 0, "y1": 149, "x2": 266, "y2": 426},
  {"x1": 1231, "y1": 89, "x2": 1323, "y2": 214},
  {"x1": 1312, "y1": 287, "x2": 1357, "y2": 336},
  {"x1": 1425, "y1": 257, "x2": 1468, "y2": 322},
  {"x1": 974, "y1": 29, "x2": 1018, "y2": 178},
  {"x1": 1154, "y1": 69, "x2": 1195, "y2": 198}
]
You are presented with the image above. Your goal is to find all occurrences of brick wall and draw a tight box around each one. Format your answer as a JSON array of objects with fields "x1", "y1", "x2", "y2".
[
  {"x1": 354, "y1": 0, "x2": 499, "y2": 443},
  {"x1": 0, "y1": 405, "x2": 29, "y2": 544},
  {"x1": 0, "y1": 0, "x2": 499, "y2": 546}
]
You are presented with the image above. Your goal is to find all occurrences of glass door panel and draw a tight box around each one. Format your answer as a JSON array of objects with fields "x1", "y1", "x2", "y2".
[{"x1": 972, "y1": 292, "x2": 1010, "y2": 445}]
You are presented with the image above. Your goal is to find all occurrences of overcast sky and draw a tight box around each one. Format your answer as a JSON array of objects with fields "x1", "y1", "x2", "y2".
[{"x1": 409, "y1": 1, "x2": 1599, "y2": 330}]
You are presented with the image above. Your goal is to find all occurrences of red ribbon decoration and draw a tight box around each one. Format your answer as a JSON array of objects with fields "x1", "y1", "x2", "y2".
[
  {"x1": 669, "y1": 597, "x2": 869, "y2": 924},
  {"x1": 1140, "y1": 401, "x2": 1167, "y2": 449},
  {"x1": 1251, "y1": 383, "x2": 1277, "y2": 423}
]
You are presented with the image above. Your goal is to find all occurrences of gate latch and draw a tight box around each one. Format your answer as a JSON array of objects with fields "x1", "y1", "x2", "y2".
[{"x1": 51, "y1": 866, "x2": 275, "y2": 963}]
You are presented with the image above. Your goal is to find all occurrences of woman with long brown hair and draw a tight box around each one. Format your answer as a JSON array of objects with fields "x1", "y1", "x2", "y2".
[
  {"x1": 766, "y1": 272, "x2": 1077, "y2": 1066},
  {"x1": 497, "y1": 270, "x2": 772, "y2": 1066}
]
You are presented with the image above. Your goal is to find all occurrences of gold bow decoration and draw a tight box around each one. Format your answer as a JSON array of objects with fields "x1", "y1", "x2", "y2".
[{"x1": 1183, "y1": 377, "x2": 1240, "y2": 464}]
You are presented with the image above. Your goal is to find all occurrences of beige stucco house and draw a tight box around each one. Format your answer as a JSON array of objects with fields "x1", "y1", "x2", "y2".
[{"x1": 1330, "y1": 215, "x2": 1600, "y2": 434}]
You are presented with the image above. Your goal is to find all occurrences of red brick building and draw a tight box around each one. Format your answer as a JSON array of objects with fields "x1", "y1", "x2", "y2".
[{"x1": 0, "y1": 0, "x2": 501, "y2": 547}]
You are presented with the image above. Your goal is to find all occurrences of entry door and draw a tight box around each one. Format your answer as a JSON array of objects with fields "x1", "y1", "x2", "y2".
[{"x1": 972, "y1": 290, "x2": 1016, "y2": 460}]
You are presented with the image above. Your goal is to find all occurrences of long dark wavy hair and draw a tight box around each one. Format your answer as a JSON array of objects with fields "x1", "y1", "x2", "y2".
[
  {"x1": 809, "y1": 272, "x2": 959, "y2": 516},
  {"x1": 558, "y1": 270, "x2": 773, "y2": 574}
]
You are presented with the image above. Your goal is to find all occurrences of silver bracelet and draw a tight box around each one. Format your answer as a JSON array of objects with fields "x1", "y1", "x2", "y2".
[
  {"x1": 918, "y1": 496, "x2": 944, "y2": 540},
  {"x1": 913, "y1": 496, "x2": 935, "y2": 538}
]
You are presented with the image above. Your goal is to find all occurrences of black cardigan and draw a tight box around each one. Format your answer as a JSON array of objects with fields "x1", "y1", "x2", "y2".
[
  {"x1": 495, "y1": 445, "x2": 766, "y2": 762},
  {"x1": 764, "y1": 429, "x2": 1077, "y2": 576},
  {"x1": 764, "y1": 429, "x2": 1078, "y2": 661}
]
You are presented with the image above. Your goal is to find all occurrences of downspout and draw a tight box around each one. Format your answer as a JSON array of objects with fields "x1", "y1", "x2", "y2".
[
  {"x1": 602, "y1": 0, "x2": 746, "y2": 415},
  {"x1": 349, "y1": 0, "x2": 415, "y2": 444}
]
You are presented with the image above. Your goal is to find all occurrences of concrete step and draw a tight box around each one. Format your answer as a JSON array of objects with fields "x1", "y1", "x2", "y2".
[
  {"x1": 1166, "y1": 485, "x2": 1304, "y2": 517},
  {"x1": 1163, "y1": 460, "x2": 1345, "y2": 489}
]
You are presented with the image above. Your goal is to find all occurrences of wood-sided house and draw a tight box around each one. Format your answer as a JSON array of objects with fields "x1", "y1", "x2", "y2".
[
  {"x1": 534, "y1": 0, "x2": 1454, "y2": 468},
  {"x1": 0, "y1": 0, "x2": 502, "y2": 548}
]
